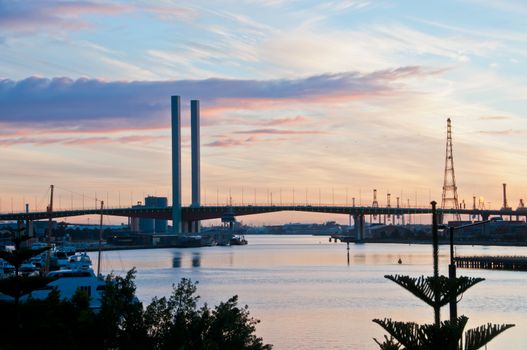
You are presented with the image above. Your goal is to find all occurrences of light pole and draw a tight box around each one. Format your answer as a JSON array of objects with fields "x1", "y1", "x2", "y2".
[{"x1": 447, "y1": 218, "x2": 498, "y2": 322}]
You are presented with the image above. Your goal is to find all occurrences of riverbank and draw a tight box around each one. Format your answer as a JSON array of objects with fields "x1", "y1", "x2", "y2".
[{"x1": 81, "y1": 235, "x2": 527, "y2": 252}]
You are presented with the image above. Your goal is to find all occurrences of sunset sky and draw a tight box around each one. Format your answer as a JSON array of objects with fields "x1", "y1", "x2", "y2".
[{"x1": 1, "y1": 0, "x2": 526, "y2": 224}]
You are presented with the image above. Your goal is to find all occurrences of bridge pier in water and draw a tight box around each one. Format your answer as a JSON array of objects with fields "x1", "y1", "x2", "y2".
[{"x1": 353, "y1": 214, "x2": 365, "y2": 242}]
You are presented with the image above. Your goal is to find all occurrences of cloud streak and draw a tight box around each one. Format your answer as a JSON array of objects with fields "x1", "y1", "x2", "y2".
[
  {"x1": 0, "y1": 66, "x2": 439, "y2": 129},
  {"x1": 0, "y1": 0, "x2": 129, "y2": 33},
  {"x1": 477, "y1": 129, "x2": 526, "y2": 135},
  {"x1": 234, "y1": 128, "x2": 325, "y2": 135},
  {"x1": 0, "y1": 134, "x2": 169, "y2": 147}
]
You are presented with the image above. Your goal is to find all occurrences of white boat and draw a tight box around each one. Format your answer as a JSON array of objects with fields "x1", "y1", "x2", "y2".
[
  {"x1": 19, "y1": 262, "x2": 39, "y2": 276},
  {"x1": 0, "y1": 260, "x2": 14, "y2": 276},
  {"x1": 22, "y1": 268, "x2": 106, "y2": 309},
  {"x1": 67, "y1": 252, "x2": 92, "y2": 270}
]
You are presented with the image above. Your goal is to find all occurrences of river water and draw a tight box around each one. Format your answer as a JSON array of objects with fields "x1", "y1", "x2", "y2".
[{"x1": 90, "y1": 235, "x2": 527, "y2": 349}]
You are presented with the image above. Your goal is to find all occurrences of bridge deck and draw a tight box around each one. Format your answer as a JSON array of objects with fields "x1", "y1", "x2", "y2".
[{"x1": 0, "y1": 205, "x2": 525, "y2": 222}]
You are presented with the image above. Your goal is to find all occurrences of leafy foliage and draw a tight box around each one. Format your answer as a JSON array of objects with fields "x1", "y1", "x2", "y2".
[
  {"x1": 0, "y1": 234, "x2": 52, "y2": 304},
  {"x1": 143, "y1": 278, "x2": 272, "y2": 350},
  {"x1": 0, "y1": 275, "x2": 54, "y2": 299},
  {"x1": 0, "y1": 247, "x2": 49, "y2": 271},
  {"x1": 0, "y1": 270, "x2": 272, "y2": 350}
]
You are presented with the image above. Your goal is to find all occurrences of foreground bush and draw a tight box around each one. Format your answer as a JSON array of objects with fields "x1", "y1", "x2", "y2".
[{"x1": 0, "y1": 269, "x2": 272, "y2": 350}]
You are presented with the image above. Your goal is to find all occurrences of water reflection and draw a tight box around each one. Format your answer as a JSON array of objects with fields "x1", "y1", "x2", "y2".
[
  {"x1": 92, "y1": 236, "x2": 527, "y2": 349},
  {"x1": 172, "y1": 252, "x2": 182, "y2": 268},
  {"x1": 192, "y1": 252, "x2": 201, "y2": 268}
]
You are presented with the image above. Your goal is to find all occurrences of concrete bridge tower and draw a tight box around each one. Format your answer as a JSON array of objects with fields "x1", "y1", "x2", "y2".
[
  {"x1": 171, "y1": 96, "x2": 182, "y2": 233},
  {"x1": 171, "y1": 96, "x2": 202, "y2": 234},
  {"x1": 191, "y1": 100, "x2": 201, "y2": 232}
]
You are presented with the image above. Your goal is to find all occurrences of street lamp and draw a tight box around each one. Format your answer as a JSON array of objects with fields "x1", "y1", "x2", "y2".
[{"x1": 446, "y1": 218, "x2": 498, "y2": 321}]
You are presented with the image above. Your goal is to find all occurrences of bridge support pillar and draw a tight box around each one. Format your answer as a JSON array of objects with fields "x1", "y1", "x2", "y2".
[
  {"x1": 353, "y1": 214, "x2": 365, "y2": 242},
  {"x1": 190, "y1": 221, "x2": 200, "y2": 233},
  {"x1": 481, "y1": 213, "x2": 490, "y2": 221},
  {"x1": 181, "y1": 220, "x2": 190, "y2": 234}
]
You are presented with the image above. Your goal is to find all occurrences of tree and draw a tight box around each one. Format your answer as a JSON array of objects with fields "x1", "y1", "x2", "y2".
[
  {"x1": 143, "y1": 278, "x2": 272, "y2": 350},
  {"x1": 372, "y1": 202, "x2": 514, "y2": 349},
  {"x1": 0, "y1": 227, "x2": 53, "y2": 305},
  {"x1": 0, "y1": 271, "x2": 272, "y2": 349}
]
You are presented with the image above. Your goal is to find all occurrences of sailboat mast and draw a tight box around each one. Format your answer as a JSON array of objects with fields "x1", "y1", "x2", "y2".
[
  {"x1": 46, "y1": 184, "x2": 54, "y2": 273},
  {"x1": 97, "y1": 200, "x2": 104, "y2": 276}
]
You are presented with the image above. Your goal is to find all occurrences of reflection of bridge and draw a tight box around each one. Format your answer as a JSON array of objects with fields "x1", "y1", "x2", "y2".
[{"x1": 2, "y1": 205, "x2": 525, "y2": 241}]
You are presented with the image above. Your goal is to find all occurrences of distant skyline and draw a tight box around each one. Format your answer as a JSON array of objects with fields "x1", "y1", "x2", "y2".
[{"x1": 1, "y1": 0, "x2": 526, "y2": 224}]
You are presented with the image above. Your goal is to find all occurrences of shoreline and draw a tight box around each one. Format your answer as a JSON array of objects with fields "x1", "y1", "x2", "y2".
[{"x1": 78, "y1": 234, "x2": 527, "y2": 252}]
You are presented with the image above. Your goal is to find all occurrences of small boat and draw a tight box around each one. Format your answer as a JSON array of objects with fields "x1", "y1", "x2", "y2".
[
  {"x1": 230, "y1": 235, "x2": 248, "y2": 245},
  {"x1": 68, "y1": 252, "x2": 92, "y2": 270},
  {"x1": 0, "y1": 260, "x2": 15, "y2": 276},
  {"x1": 19, "y1": 262, "x2": 39, "y2": 276},
  {"x1": 51, "y1": 250, "x2": 70, "y2": 270}
]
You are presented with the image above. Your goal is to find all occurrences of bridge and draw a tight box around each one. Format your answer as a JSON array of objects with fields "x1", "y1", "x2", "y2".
[
  {"x1": 0, "y1": 205, "x2": 524, "y2": 222},
  {"x1": 2, "y1": 96, "x2": 525, "y2": 241},
  {"x1": 2, "y1": 204, "x2": 525, "y2": 241}
]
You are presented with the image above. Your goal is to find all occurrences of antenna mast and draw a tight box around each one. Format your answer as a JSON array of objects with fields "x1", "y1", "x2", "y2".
[
  {"x1": 45, "y1": 184, "x2": 54, "y2": 273},
  {"x1": 441, "y1": 118, "x2": 461, "y2": 221}
]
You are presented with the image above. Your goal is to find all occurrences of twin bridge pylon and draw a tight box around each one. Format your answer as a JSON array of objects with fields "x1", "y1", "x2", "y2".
[{"x1": 172, "y1": 96, "x2": 201, "y2": 234}]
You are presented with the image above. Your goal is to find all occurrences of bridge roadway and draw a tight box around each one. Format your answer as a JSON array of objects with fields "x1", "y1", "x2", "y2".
[{"x1": 1, "y1": 205, "x2": 526, "y2": 222}]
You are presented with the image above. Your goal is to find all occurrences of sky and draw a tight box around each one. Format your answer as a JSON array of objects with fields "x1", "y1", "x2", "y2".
[{"x1": 1, "y1": 0, "x2": 526, "y2": 224}]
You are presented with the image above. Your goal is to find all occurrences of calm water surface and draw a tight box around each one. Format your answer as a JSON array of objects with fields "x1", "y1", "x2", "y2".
[{"x1": 90, "y1": 235, "x2": 527, "y2": 349}]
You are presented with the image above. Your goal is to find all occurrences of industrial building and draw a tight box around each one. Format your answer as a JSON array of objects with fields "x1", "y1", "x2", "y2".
[{"x1": 130, "y1": 196, "x2": 169, "y2": 234}]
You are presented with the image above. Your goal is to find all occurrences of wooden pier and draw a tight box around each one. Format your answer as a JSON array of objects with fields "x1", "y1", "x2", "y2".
[{"x1": 455, "y1": 256, "x2": 527, "y2": 271}]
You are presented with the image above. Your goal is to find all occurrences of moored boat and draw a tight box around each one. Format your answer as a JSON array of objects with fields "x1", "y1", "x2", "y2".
[
  {"x1": 230, "y1": 235, "x2": 248, "y2": 245},
  {"x1": 22, "y1": 267, "x2": 106, "y2": 309}
]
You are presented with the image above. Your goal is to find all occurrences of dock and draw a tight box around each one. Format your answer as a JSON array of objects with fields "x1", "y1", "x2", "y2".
[{"x1": 455, "y1": 256, "x2": 527, "y2": 271}]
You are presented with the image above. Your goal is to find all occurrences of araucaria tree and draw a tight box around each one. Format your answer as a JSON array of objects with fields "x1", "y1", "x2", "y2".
[{"x1": 373, "y1": 201, "x2": 514, "y2": 350}]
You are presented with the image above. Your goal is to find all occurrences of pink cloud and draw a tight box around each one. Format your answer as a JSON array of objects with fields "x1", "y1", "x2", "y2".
[
  {"x1": 0, "y1": 1, "x2": 129, "y2": 33},
  {"x1": 234, "y1": 128, "x2": 325, "y2": 135},
  {"x1": 144, "y1": 5, "x2": 197, "y2": 21},
  {"x1": 206, "y1": 136, "x2": 261, "y2": 148},
  {"x1": 260, "y1": 115, "x2": 309, "y2": 126}
]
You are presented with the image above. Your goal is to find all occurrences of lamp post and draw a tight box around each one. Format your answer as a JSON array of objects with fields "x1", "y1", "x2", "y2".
[
  {"x1": 448, "y1": 225, "x2": 456, "y2": 321},
  {"x1": 448, "y1": 218, "x2": 498, "y2": 322}
]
